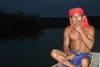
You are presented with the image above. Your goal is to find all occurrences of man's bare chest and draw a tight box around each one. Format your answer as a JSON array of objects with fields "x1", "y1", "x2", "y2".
[{"x1": 69, "y1": 29, "x2": 87, "y2": 41}]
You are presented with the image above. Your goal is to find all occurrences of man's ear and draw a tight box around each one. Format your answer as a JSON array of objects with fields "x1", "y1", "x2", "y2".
[
  {"x1": 82, "y1": 16, "x2": 85, "y2": 20},
  {"x1": 69, "y1": 17, "x2": 72, "y2": 21}
]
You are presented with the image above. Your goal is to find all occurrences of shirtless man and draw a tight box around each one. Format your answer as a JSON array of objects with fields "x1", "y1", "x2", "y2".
[{"x1": 51, "y1": 7, "x2": 95, "y2": 67}]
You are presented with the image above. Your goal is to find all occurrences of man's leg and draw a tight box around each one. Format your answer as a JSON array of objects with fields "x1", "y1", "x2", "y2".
[
  {"x1": 50, "y1": 49, "x2": 79, "y2": 67},
  {"x1": 80, "y1": 56, "x2": 91, "y2": 67}
]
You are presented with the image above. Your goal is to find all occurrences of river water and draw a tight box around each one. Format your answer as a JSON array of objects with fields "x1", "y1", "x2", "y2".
[{"x1": 0, "y1": 28, "x2": 100, "y2": 67}]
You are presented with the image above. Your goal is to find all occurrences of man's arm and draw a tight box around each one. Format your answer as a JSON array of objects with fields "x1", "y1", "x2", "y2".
[
  {"x1": 72, "y1": 21, "x2": 95, "y2": 50},
  {"x1": 63, "y1": 27, "x2": 76, "y2": 60},
  {"x1": 80, "y1": 26, "x2": 95, "y2": 49},
  {"x1": 63, "y1": 27, "x2": 71, "y2": 54}
]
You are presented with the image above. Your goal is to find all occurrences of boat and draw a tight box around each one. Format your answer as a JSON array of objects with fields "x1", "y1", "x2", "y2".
[{"x1": 57, "y1": 52, "x2": 100, "y2": 67}]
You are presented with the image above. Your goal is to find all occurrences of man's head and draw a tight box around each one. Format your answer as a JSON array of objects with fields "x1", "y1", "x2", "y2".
[
  {"x1": 70, "y1": 14, "x2": 84, "y2": 23},
  {"x1": 68, "y1": 7, "x2": 89, "y2": 29},
  {"x1": 69, "y1": 7, "x2": 84, "y2": 23}
]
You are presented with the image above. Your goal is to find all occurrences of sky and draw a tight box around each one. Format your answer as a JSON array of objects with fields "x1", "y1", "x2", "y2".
[{"x1": 0, "y1": 0, "x2": 100, "y2": 17}]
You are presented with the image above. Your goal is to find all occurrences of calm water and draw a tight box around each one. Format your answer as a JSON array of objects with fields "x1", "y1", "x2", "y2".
[{"x1": 0, "y1": 29, "x2": 100, "y2": 67}]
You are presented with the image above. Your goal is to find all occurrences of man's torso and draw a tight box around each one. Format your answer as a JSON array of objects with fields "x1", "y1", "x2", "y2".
[{"x1": 68, "y1": 25, "x2": 91, "y2": 52}]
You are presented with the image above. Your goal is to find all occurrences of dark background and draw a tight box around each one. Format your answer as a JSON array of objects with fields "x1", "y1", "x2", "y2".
[{"x1": 0, "y1": 0, "x2": 100, "y2": 67}]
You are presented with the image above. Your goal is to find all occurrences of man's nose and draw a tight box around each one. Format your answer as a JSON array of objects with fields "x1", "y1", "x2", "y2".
[{"x1": 75, "y1": 16, "x2": 78, "y2": 19}]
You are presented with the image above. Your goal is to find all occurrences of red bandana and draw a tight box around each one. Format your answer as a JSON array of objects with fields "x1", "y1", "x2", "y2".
[{"x1": 69, "y1": 7, "x2": 89, "y2": 29}]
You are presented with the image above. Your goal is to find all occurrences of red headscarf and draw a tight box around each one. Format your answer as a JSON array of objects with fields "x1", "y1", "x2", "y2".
[{"x1": 69, "y1": 7, "x2": 89, "y2": 29}]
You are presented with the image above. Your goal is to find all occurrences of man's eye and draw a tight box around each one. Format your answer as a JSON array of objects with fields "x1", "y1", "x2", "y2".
[{"x1": 72, "y1": 16, "x2": 75, "y2": 17}]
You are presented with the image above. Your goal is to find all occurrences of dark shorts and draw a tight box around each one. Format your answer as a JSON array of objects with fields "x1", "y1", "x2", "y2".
[{"x1": 65, "y1": 51, "x2": 93, "y2": 67}]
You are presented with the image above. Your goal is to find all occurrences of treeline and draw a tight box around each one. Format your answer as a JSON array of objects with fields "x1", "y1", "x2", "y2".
[
  {"x1": 0, "y1": 10, "x2": 43, "y2": 40},
  {"x1": 87, "y1": 16, "x2": 100, "y2": 29},
  {"x1": 38, "y1": 16, "x2": 100, "y2": 29},
  {"x1": 0, "y1": 9, "x2": 100, "y2": 40},
  {"x1": 0, "y1": 9, "x2": 100, "y2": 29},
  {"x1": 0, "y1": 9, "x2": 69, "y2": 29}
]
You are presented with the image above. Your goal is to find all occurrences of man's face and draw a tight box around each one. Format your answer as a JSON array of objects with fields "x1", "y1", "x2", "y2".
[{"x1": 70, "y1": 14, "x2": 83, "y2": 23}]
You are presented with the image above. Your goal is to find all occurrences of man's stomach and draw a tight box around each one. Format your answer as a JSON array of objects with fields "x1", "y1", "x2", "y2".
[{"x1": 70, "y1": 43, "x2": 91, "y2": 52}]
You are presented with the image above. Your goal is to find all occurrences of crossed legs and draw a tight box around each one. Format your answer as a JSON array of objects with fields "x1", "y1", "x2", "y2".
[{"x1": 50, "y1": 49, "x2": 91, "y2": 67}]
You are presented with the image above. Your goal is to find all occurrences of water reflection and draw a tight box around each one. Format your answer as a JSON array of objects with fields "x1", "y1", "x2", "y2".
[{"x1": 0, "y1": 28, "x2": 43, "y2": 40}]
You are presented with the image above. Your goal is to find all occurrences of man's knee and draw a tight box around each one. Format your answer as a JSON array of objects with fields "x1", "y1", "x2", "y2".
[
  {"x1": 50, "y1": 49, "x2": 58, "y2": 58},
  {"x1": 80, "y1": 56, "x2": 91, "y2": 66}
]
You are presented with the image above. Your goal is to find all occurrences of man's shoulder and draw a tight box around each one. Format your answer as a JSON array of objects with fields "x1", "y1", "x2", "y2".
[
  {"x1": 87, "y1": 25, "x2": 95, "y2": 30},
  {"x1": 64, "y1": 25, "x2": 71, "y2": 30},
  {"x1": 64, "y1": 26, "x2": 71, "y2": 35},
  {"x1": 86, "y1": 25, "x2": 95, "y2": 32}
]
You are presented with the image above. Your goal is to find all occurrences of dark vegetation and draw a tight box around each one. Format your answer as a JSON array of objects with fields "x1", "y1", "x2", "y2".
[{"x1": 0, "y1": 9, "x2": 100, "y2": 40}]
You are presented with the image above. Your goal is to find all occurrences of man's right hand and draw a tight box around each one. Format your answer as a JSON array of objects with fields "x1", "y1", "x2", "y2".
[{"x1": 67, "y1": 53, "x2": 76, "y2": 60}]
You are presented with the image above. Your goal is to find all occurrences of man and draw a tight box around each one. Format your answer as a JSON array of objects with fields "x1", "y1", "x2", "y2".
[{"x1": 51, "y1": 7, "x2": 95, "y2": 67}]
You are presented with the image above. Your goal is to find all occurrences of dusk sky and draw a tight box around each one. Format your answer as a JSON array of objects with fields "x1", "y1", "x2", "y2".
[{"x1": 0, "y1": 0, "x2": 100, "y2": 17}]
